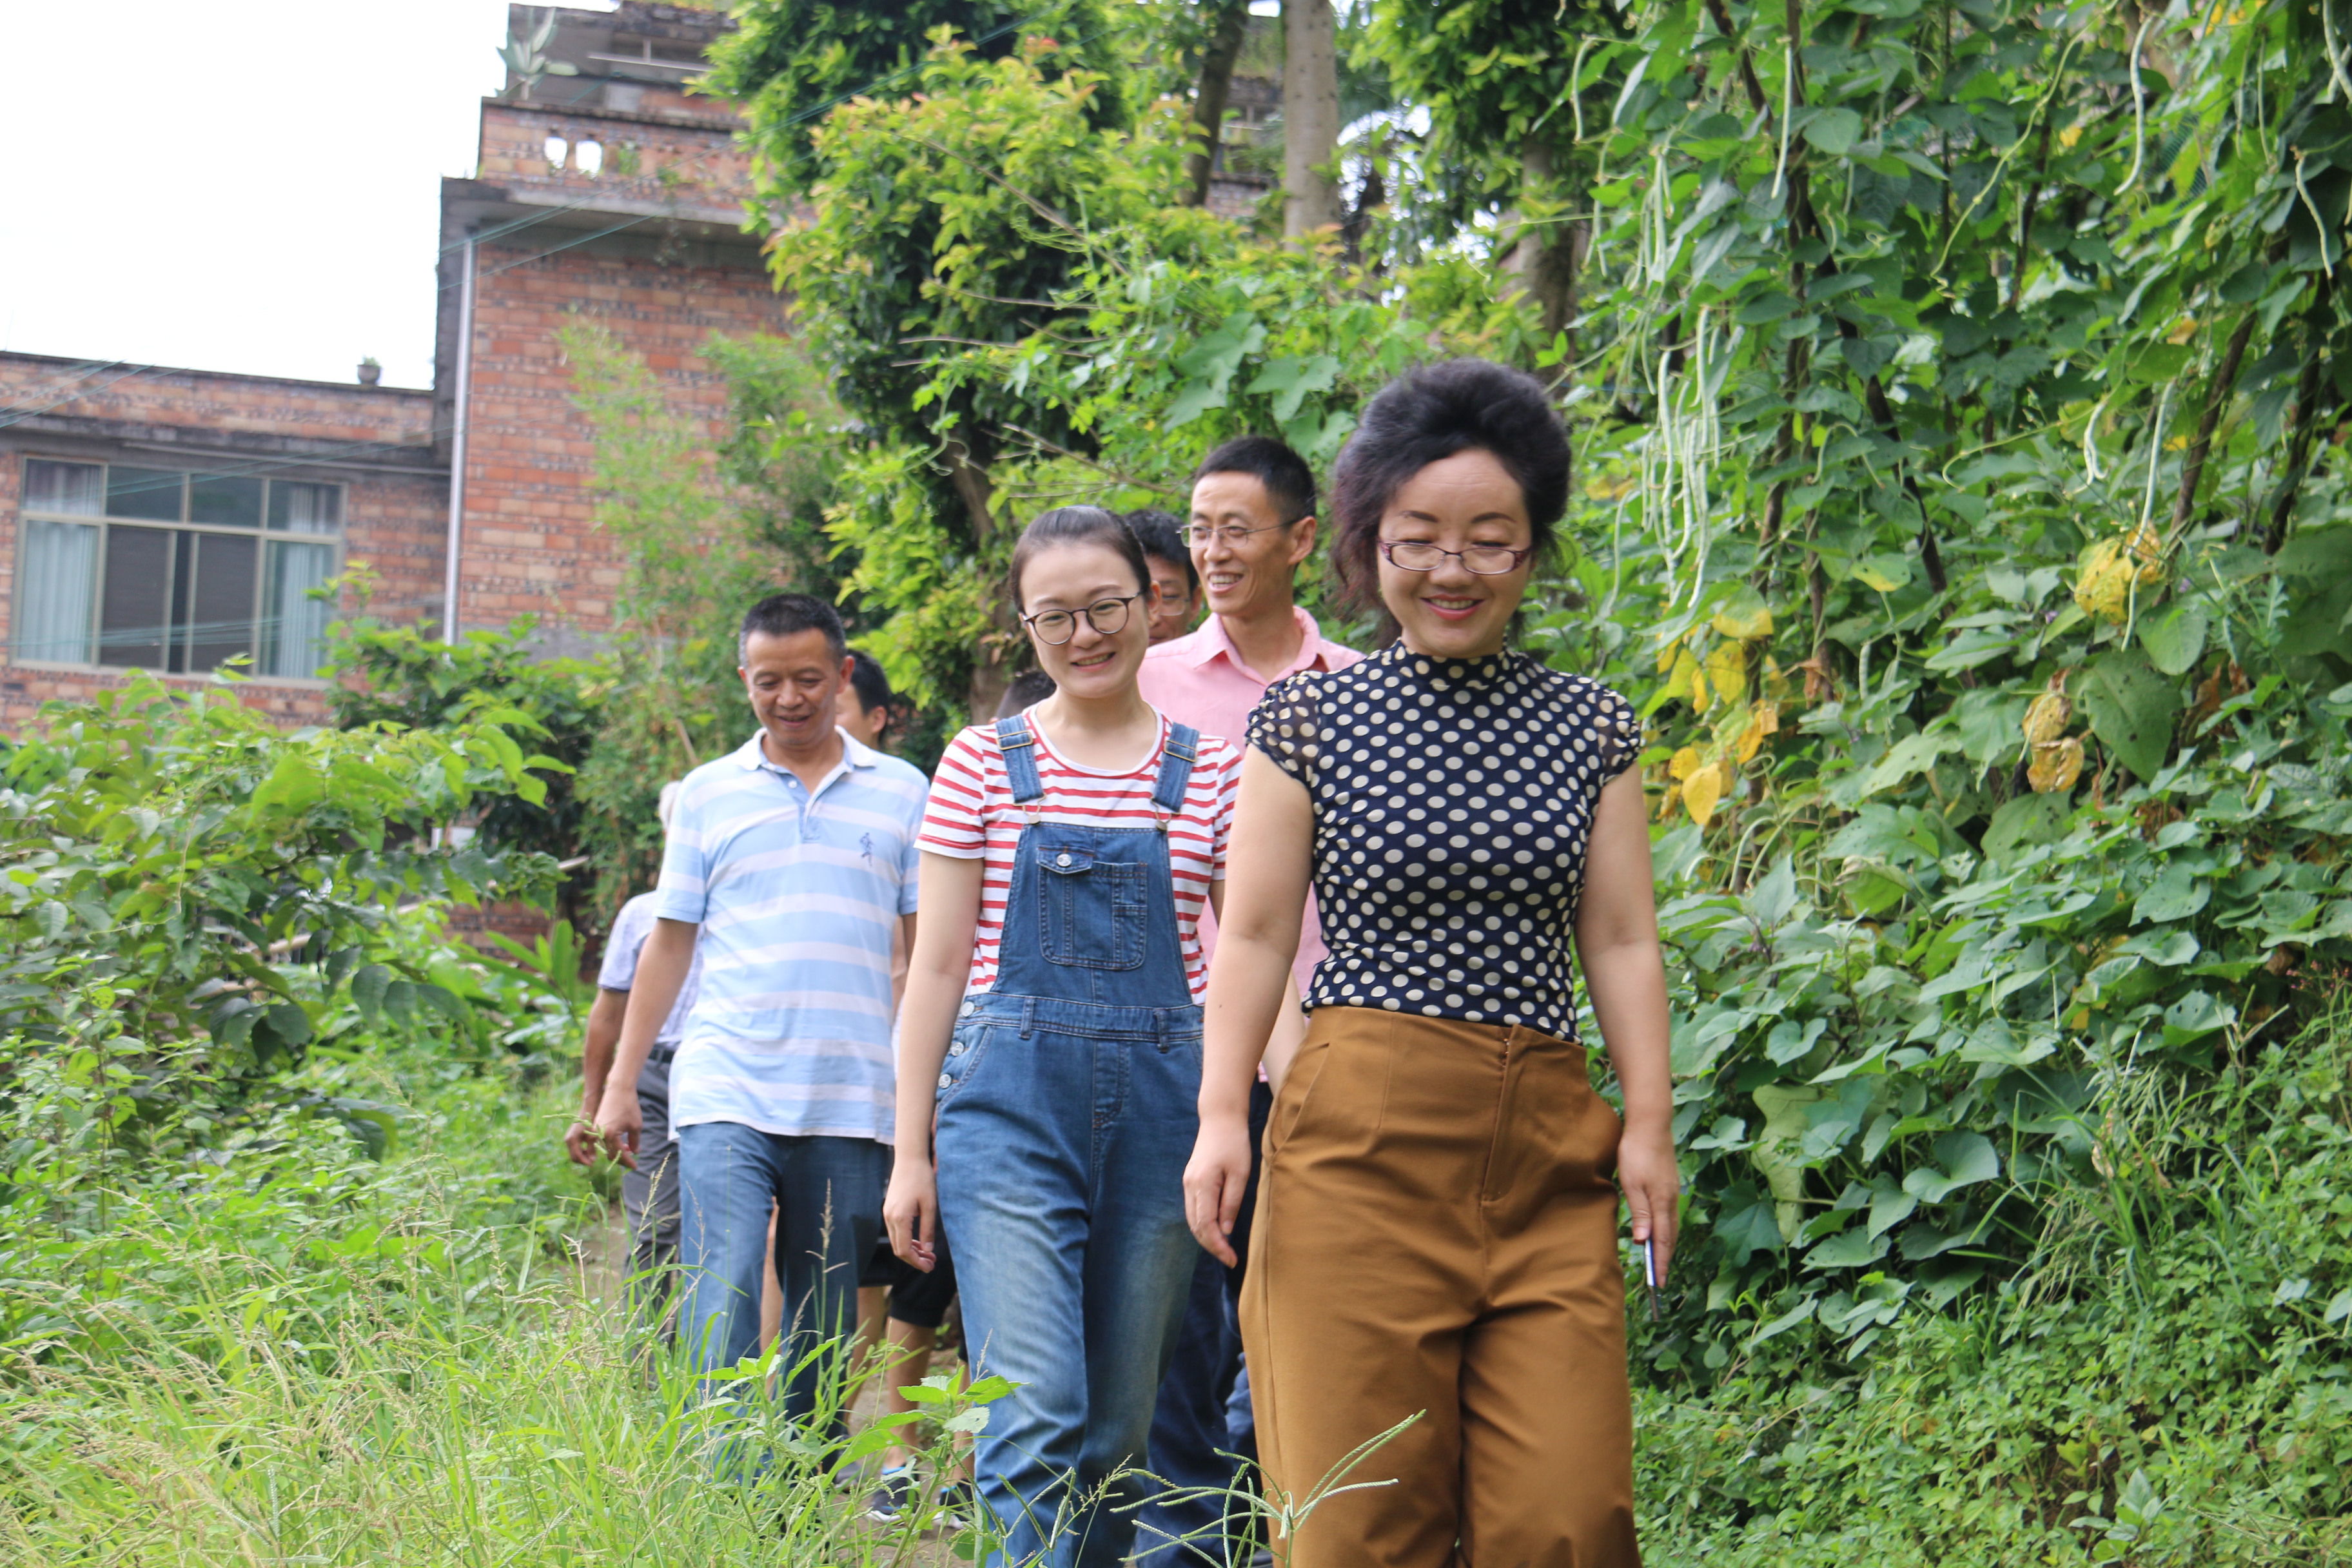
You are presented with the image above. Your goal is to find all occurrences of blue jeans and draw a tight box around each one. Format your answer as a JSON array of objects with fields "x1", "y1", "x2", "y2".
[
  {"x1": 936, "y1": 995, "x2": 1203, "y2": 1568},
  {"x1": 676, "y1": 1121, "x2": 887, "y2": 1438},
  {"x1": 1134, "y1": 1247, "x2": 1244, "y2": 1563}
]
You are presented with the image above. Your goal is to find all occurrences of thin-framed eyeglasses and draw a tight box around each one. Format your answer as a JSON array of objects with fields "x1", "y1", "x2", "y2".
[
  {"x1": 1377, "y1": 538, "x2": 1533, "y2": 575},
  {"x1": 1186, "y1": 516, "x2": 1304, "y2": 549},
  {"x1": 1023, "y1": 593, "x2": 1143, "y2": 645}
]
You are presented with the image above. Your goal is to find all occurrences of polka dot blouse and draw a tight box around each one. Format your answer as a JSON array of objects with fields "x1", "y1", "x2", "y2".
[{"x1": 1247, "y1": 642, "x2": 1641, "y2": 1040}]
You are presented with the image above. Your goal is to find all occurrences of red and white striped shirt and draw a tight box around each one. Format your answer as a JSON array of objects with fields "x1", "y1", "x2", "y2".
[{"x1": 919, "y1": 717, "x2": 1240, "y2": 1000}]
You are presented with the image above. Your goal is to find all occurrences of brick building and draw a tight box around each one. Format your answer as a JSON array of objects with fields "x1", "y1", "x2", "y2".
[{"x1": 0, "y1": 2, "x2": 779, "y2": 727}]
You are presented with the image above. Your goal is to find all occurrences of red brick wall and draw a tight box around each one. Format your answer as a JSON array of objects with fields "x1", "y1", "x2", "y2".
[
  {"x1": 452, "y1": 242, "x2": 783, "y2": 636},
  {"x1": 0, "y1": 355, "x2": 446, "y2": 732},
  {"x1": 447, "y1": 95, "x2": 785, "y2": 641}
]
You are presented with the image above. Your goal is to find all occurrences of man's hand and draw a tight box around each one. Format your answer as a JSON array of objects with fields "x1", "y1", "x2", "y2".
[
  {"x1": 1182, "y1": 1111, "x2": 1254, "y2": 1268},
  {"x1": 594, "y1": 1086, "x2": 643, "y2": 1171},
  {"x1": 563, "y1": 1110, "x2": 604, "y2": 1167}
]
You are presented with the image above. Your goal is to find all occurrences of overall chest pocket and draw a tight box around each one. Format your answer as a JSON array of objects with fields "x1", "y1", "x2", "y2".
[{"x1": 1035, "y1": 845, "x2": 1148, "y2": 970}]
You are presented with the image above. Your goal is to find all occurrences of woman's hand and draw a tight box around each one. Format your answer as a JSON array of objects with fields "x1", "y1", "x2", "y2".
[
  {"x1": 1183, "y1": 1112, "x2": 1254, "y2": 1267},
  {"x1": 885, "y1": 1157, "x2": 940, "y2": 1271},
  {"x1": 1616, "y1": 1118, "x2": 1680, "y2": 1280}
]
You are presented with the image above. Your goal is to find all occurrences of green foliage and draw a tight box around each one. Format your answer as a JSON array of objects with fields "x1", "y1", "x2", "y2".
[
  {"x1": 560, "y1": 322, "x2": 790, "y2": 907},
  {"x1": 1500, "y1": 0, "x2": 2352, "y2": 1384},
  {"x1": 1631, "y1": 1004, "x2": 2352, "y2": 1563},
  {"x1": 0, "y1": 676, "x2": 558, "y2": 1122},
  {"x1": 705, "y1": 0, "x2": 1132, "y2": 198},
  {"x1": 323, "y1": 609, "x2": 607, "y2": 877}
]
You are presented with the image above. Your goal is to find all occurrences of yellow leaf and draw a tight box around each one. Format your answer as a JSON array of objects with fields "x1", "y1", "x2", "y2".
[
  {"x1": 2058, "y1": 123, "x2": 2084, "y2": 150},
  {"x1": 2021, "y1": 689, "x2": 2071, "y2": 746},
  {"x1": 2073, "y1": 537, "x2": 2137, "y2": 623},
  {"x1": 1662, "y1": 646, "x2": 1698, "y2": 698},
  {"x1": 2165, "y1": 315, "x2": 2198, "y2": 346},
  {"x1": 1691, "y1": 662, "x2": 1712, "y2": 713},
  {"x1": 1737, "y1": 701, "x2": 1779, "y2": 763},
  {"x1": 1670, "y1": 745, "x2": 1704, "y2": 781},
  {"x1": 1658, "y1": 782, "x2": 1682, "y2": 820},
  {"x1": 1704, "y1": 641, "x2": 1750, "y2": 705},
  {"x1": 1710, "y1": 593, "x2": 1775, "y2": 642},
  {"x1": 2028, "y1": 736, "x2": 2084, "y2": 794},
  {"x1": 1684, "y1": 763, "x2": 1724, "y2": 827},
  {"x1": 1656, "y1": 633, "x2": 1687, "y2": 674},
  {"x1": 1854, "y1": 562, "x2": 1906, "y2": 593},
  {"x1": 2124, "y1": 522, "x2": 2166, "y2": 582}
]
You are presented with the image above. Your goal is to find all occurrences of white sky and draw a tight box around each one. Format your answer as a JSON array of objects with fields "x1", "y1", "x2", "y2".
[{"x1": 1, "y1": 0, "x2": 593, "y2": 391}]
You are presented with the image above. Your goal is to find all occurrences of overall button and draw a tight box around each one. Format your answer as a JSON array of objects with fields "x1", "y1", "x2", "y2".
[
  {"x1": 949, "y1": 1043, "x2": 965, "y2": 1056},
  {"x1": 937, "y1": 1073, "x2": 954, "y2": 1088},
  {"x1": 1055, "y1": 852, "x2": 1072, "y2": 868},
  {"x1": 959, "y1": 999, "x2": 975, "y2": 1017}
]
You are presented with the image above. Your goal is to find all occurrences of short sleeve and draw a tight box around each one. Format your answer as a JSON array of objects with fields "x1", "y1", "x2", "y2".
[
  {"x1": 918, "y1": 728, "x2": 994, "y2": 859},
  {"x1": 1206, "y1": 740, "x2": 1241, "y2": 881},
  {"x1": 1247, "y1": 673, "x2": 1322, "y2": 787},
  {"x1": 597, "y1": 896, "x2": 651, "y2": 990},
  {"x1": 1593, "y1": 683, "x2": 1642, "y2": 783},
  {"x1": 896, "y1": 779, "x2": 925, "y2": 914},
  {"x1": 652, "y1": 779, "x2": 712, "y2": 924}
]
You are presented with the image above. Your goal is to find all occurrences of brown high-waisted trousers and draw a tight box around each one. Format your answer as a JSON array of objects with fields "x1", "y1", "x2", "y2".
[{"x1": 1239, "y1": 1006, "x2": 1640, "y2": 1568}]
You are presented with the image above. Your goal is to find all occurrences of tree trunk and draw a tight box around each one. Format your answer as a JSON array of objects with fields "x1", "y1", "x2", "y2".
[
  {"x1": 1282, "y1": 0, "x2": 1342, "y2": 237},
  {"x1": 942, "y1": 436, "x2": 1016, "y2": 723},
  {"x1": 1500, "y1": 137, "x2": 1586, "y2": 357},
  {"x1": 1181, "y1": 0, "x2": 1251, "y2": 208}
]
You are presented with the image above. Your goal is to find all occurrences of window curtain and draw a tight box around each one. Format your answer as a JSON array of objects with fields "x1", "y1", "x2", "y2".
[
  {"x1": 15, "y1": 520, "x2": 99, "y2": 663},
  {"x1": 260, "y1": 540, "x2": 335, "y2": 679}
]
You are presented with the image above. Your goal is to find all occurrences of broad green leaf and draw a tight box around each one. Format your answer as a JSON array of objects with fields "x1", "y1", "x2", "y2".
[
  {"x1": 2139, "y1": 600, "x2": 2209, "y2": 676},
  {"x1": 1902, "y1": 1132, "x2": 1999, "y2": 1204},
  {"x1": 352, "y1": 963, "x2": 393, "y2": 1021},
  {"x1": 1803, "y1": 107, "x2": 1865, "y2": 155},
  {"x1": 2079, "y1": 649, "x2": 2181, "y2": 782},
  {"x1": 2133, "y1": 863, "x2": 2210, "y2": 924},
  {"x1": 1715, "y1": 1184, "x2": 1787, "y2": 1266},
  {"x1": 1867, "y1": 1175, "x2": 1917, "y2": 1239},
  {"x1": 2160, "y1": 989, "x2": 2235, "y2": 1047},
  {"x1": 1806, "y1": 1228, "x2": 1892, "y2": 1270},
  {"x1": 1983, "y1": 794, "x2": 2070, "y2": 859}
]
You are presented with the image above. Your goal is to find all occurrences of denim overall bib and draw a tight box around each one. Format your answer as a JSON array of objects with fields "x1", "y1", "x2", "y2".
[{"x1": 932, "y1": 714, "x2": 1208, "y2": 1568}]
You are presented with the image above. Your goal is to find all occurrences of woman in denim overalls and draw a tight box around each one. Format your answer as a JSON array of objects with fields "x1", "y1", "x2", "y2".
[{"x1": 888, "y1": 507, "x2": 1240, "y2": 1567}]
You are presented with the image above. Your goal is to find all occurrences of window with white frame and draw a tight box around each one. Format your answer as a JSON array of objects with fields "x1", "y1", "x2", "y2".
[{"x1": 14, "y1": 458, "x2": 342, "y2": 680}]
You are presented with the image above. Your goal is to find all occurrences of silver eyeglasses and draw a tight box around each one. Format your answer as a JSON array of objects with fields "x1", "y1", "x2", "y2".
[
  {"x1": 1023, "y1": 593, "x2": 1142, "y2": 645},
  {"x1": 1377, "y1": 539, "x2": 1533, "y2": 575},
  {"x1": 1186, "y1": 517, "x2": 1304, "y2": 549}
]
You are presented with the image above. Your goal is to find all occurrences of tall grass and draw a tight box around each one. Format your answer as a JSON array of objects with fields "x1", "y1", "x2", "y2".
[{"x1": 0, "y1": 1037, "x2": 998, "y2": 1565}]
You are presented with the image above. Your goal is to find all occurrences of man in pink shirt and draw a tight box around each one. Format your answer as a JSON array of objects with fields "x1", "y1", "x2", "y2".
[
  {"x1": 1139, "y1": 436, "x2": 1362, "y2": 1014},
  {"x1": 1133, "y1": 435, "x2": 1361, "y2": 1565}
]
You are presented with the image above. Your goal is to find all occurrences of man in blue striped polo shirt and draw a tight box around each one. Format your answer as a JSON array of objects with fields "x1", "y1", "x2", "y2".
[{"x1": 595, "y1": 593, "x2": 926, "y2": 1437}]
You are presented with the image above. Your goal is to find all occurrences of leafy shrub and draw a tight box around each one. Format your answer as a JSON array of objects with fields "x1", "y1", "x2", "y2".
[
  {"x1": 0, "y1": 676, "x2": 559, "y2": 1133},
  {"x1": 1632, "y1": 997, "x2": 2352, "y2": 1563}
]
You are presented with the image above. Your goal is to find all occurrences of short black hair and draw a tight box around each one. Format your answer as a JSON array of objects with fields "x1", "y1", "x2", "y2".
[
  {"x1": 1329, "y1": 360, "x2": 1569, "y2": 611},
  {"x1": 1122, "y1": 509, "x2": 1197, "y2": 593},
  {"x1": 995, "y1": 669, "x2": 1057, "y2": 719},
  {"x1": 1193, "y1": 435, "x2": 1316, "y2": 524},
  {"x1": 1006, "y1": 505, "x2": 1150, "y2": 612},
  {"x1": 845, "y1": 648, "x2": 894, "y2": 714},
  {"x1": 739, "y1": 591, "x2": 847, "y2": 663}
]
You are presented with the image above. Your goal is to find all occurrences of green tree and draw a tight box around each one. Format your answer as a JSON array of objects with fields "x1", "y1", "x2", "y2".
[{"x1": 561, "y1": 324, "x2": 792, "y2": 908}]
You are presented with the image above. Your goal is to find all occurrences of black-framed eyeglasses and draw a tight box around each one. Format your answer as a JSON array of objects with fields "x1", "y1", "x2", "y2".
[
  {"x1": 1186, "y1": 516, "x2": 1305, "y2": 549},
  {"x1": 1377, "y1": 539, "x2": 1533, "y2": 575},
  {"x1": 1022, "y1": 593, "x2": 1143, "y2": 645}
]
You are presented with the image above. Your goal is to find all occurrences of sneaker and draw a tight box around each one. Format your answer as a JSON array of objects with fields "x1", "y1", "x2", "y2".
[
  {"x1": 864, "y1": 1464, "x2": 917, "y2": 1524},
  {"x1": 934, "y1": 1478, "x2": 981, "y2": 1531}
]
